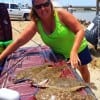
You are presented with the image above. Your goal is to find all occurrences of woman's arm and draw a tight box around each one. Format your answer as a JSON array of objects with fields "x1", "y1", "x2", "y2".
[
  {"x1": 58, "y1": 9, "x2": 85, "y2": 52},
  {"x1": 0, "y1": 21, "x2": 37, "y2": 60},
  {"x1": 58, "y1": 9, "x2": 85, "y2": 68}
]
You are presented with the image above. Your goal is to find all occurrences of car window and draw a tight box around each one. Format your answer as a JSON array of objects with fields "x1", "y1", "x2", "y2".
[{"x1": 10, "y1": 4, "x2": 19, "y2": 9}]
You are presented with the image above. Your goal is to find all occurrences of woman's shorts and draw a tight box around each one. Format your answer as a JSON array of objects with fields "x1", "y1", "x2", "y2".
[{"x1": 78, "y1": 46, "x2": 92, "y2": 65}]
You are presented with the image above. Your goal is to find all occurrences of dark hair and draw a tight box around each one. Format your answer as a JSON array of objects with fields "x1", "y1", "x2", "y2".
[
  {"x1": 30, "y1": 0, "x2": 53, "y2": 21},
  {"x1": 32, "y1": 0, "x2": 50, "y2": 5},
  {"x1": 0, "y1": 3, "x2": 12, "y2": 41}
]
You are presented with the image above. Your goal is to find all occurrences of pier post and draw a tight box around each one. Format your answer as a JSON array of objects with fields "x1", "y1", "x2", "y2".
[{"x1": 96, "y1": 0, "x2": 100, "y2": 15}]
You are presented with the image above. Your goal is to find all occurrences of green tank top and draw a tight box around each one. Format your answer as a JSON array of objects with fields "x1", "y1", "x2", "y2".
[{"x1": 37, "y1": 11, "x2": 87, "y2": 58}]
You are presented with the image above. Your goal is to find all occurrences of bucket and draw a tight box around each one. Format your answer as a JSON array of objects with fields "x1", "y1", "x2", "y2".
[
  {"x1": 0, "y1": 88, "x2": 20, "y2": 100},
  {"x1": 85, "y1": 15, "x2": 100, "y2": 48},
  {"x1": 85, "y1": 27, "x2": 98, "y2": 46}
]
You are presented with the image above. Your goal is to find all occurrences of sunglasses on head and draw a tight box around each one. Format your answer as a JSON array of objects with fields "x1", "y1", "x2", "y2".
[{"x1": 34, "y1": 1, "x2": 50, "y2": 9}]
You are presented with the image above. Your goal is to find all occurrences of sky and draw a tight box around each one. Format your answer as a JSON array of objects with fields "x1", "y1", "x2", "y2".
[
  {"x1": 52, "y1": 0, "x2": 96, "y2": 7},
  {"x1": 0, "y1": 0, "x2": 96, "y2": 7}
]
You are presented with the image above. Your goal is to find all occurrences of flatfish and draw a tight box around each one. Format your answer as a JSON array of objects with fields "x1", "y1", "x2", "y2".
[
  {"x1": 36, "y1": 87, "x2": 95, "y2": 100},
  {"x1": 14, "y1": 65, "x2": 66, "y2": 83}
]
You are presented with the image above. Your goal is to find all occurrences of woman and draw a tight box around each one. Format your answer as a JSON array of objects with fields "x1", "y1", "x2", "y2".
[{"x1": 0, "y1": 0, "x2": 92, "y2": 83}]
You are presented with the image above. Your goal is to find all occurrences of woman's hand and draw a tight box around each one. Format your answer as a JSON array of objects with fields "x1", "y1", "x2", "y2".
[{"x1": 70, "y1": 51, "x2": 81, "y2": 69}]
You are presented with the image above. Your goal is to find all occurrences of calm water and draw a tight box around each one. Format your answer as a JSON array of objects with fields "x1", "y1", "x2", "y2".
[{"x1": 73, "y1": 10, "x2": 96, "y2": 22}]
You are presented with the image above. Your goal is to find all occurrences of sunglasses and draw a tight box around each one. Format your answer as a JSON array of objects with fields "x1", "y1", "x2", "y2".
[{"x1": 34, "y1": 1, "x2": 50, "y2": 9}]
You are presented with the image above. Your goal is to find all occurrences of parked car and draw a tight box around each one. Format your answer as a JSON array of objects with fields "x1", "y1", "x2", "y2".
[{"x1": 4, "y1": 3, "x2": 31, "y2": 21}]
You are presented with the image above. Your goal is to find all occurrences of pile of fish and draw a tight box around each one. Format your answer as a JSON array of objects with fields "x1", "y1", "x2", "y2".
[{"x1": 14, "y1": 65, "x2": 95, "y2": 100}]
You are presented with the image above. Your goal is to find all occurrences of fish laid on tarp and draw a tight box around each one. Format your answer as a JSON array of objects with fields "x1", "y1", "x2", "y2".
[
  {"x1": 36, "y1": 87, "x2": 95, "y2": 100},
  {"x1": 15, "y1": 65, "x2": 48, "y2": 80},
  {"x1": 32, "y1": 77, "x2": 96, "y2": 92},
  {"x1": 15, "y1": 65, "x2": 66, "y2": 82},
  {"x1": 14, "y1": 65, "x2": 96, "y2": 100},
  {"x1": 15, "y1": 65, "x2": 96, "y2": 90},
  {"x1": 34, "y1": 79, "x2": 95, "y2": 100}
]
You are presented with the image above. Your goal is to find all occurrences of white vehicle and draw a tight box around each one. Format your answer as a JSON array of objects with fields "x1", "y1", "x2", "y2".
[{"x1": 5, "y1": 3, "x2": 31, "y2": 20}]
